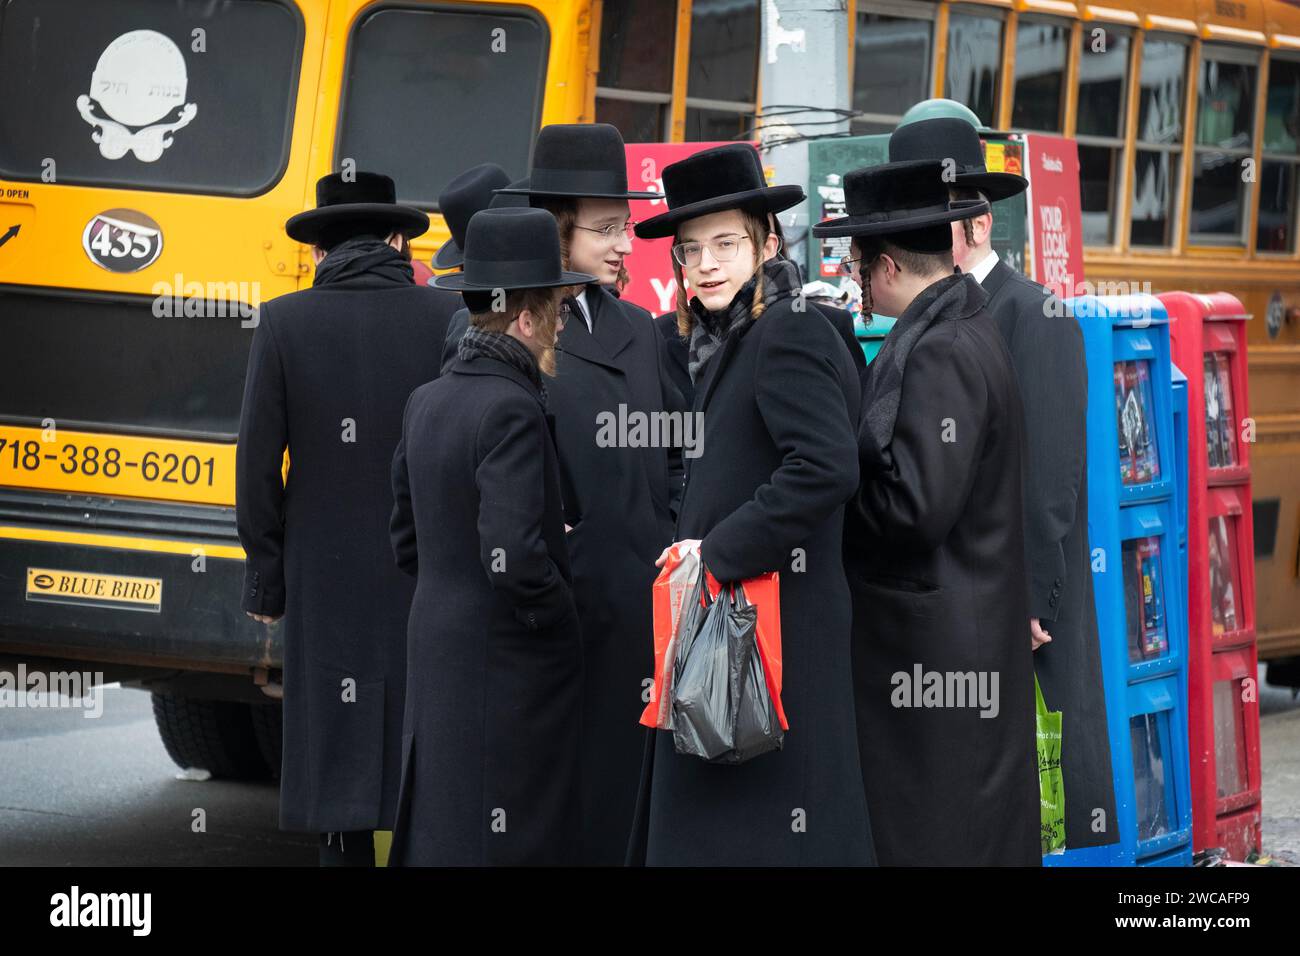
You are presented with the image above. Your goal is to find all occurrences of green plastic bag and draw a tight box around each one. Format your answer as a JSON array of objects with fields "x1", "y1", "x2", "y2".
[{"x1": 1036, "y1": 675, "x2": 1066, "y2": 854}]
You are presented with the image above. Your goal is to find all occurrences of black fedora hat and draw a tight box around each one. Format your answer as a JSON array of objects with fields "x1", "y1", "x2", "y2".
[
  {"x1": 811, "y1": 160, "x2": 989, "y2": 243},
  {"x1": 488, "y1": 177, "x2": 530, "y2": 210},
  {"x1": 633, "y1": 143, "x2": 805, "y2": 239},
  {"x1": 286, "y1": 171, "x2": 429, "y2": 246},
  {"x1": 889, "y1": 117, "x2": 1027, "y2": 202},
  {"x1": 494, "y1": 124, "x2": 660, "y2": 200},
  {"x1": 432, "y1": 208, "x2": 596, "y2": 292},
  {"x1": 433, "y1": 163, "x2": 511, "y2": 270}
]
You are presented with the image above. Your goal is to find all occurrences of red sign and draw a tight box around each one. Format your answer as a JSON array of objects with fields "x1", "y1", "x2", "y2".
[
  {"x1": 1023, "y1": 134, "x2": 1085, "y2": 300},
  {"x1": 620, "y1": 142, "x2": 735, "y2": 316}
]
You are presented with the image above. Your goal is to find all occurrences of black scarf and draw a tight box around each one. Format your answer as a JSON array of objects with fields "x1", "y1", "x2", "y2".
[
  {"x1": 457, "y1": 324, "x2": 548, "y2": 403},
  {"x1": 686, "y1": 256, "x2": 802, "y2": 383},
  {"x1": 313, "y1": 236, "x2": 414, "y2": 286},
  {"x1": 860, "y1": 272, "x2": 986, "y2": 470}
]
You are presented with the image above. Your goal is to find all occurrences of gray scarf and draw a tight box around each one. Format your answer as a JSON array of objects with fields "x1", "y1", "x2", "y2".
[
  {"x1": 457, "y1": 325, "x2": 548, "y2": 403},
  {"x1": 686, "y1": 256, "x2": 802, "y2": 383},
  {"x1": 860, "y1": 272, "x2": 986, "y2": 470}
]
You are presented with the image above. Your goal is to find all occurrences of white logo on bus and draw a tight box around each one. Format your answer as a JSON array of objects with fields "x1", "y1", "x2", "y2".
[{"x1": 75, "y1": 30, "x2": 198, "y2": 163}]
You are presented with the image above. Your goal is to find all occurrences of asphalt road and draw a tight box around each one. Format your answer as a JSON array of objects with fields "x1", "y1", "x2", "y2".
[
  {"x1": 0, "y1": 669, "x2": 1295, "y2": 866},
  {"x1": 0, "y1": 684, "x2": 314, "y2": 866}
]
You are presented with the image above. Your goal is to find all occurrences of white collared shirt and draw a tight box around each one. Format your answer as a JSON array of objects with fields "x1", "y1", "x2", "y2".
[
  {"x1": 574, "y1": 288, "x2": 593, "y2": 332},
  {"x1": 968, "y1": 249, "x2": 1001, "y2": 285}
]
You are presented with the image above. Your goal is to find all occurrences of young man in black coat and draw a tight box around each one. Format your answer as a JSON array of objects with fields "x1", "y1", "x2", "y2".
[
  {"x1": 439, "y1": 175, "x2": 530, "y2": 371},
  {"x1": 236, "y1": 171, "x2": 451, "y2": 866},
  {"x1": 493, "y1": 125, "x2": 687, "y2": 865},
  {"x1": 653, "y1": 168, "x2": 866, "y2": 408},
  {"x1": 387, "y1": 208, "x2": 595, "y2": 866},
  {"x1": 890, "y1": 116, "x2": 1117, "y2": 852},
  {"x1": 628, "y1": 144, "x2": 873, "y2": 866},
  {"x1": 814, "y1": 159, "x2": 1041, "y2": 865}
]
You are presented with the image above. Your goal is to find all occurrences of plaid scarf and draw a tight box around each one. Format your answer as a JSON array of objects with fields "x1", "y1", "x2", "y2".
[
  {"x1": 860, "y1": 272, "x2": 986, "y2": 470},
  {"x1": 457, "y1": 325, "x2": 548, "y2": 402},
  {"x1": 686, "y1": 256, "x2": 802, "y2": 383}
]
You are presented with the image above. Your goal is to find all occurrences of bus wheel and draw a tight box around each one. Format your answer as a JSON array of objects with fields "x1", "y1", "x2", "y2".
[{"x1": 151, "y1": 693, "x2": 274, "y2": 781}]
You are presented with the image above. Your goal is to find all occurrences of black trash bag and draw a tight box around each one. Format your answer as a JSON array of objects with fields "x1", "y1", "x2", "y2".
[
  {"x1": 671, "y1": 583, "x2": 740, "y2": 761},
  {"x1": 661, "y1": 565, "x2": 712, "y2": 733},
  {"x1": 717, "y1": 587, "x2": 784, "y2": 765},
  {"x1": 672, "y1": 584, "x2": 779, "y2": 764}
]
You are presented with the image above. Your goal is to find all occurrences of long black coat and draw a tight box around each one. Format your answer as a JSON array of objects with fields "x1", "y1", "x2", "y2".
[
  {"x1": 845, "y1": 278, "x2": 1040, "y2": 865},
  {"x1": 545, "y1": 285, "x2": 685, "y2": 865},
  {"x1": 387, "y1": 355, "x2": 582, "y2": 866},
  {"x1": 628, "y1": 297, "x2": 875, "y2": 866},
  {"x1": 653, "y1": 301, "x2": 865, "y2": 407},
  {"x1": 981, "y1": 261, "x2": 1116, "y2": 850},
  {"x1": 235, "y1": 272, "x2": 453, "y2": 833}
]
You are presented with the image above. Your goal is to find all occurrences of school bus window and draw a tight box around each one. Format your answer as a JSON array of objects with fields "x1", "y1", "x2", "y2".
[
  {"x1": 1257, "y1": 56, "x2": 1300, "y2": 253},
  {"x1": 336, "y1": 5, "x2": 548, "y2": 207},
  {"x1": 684, "y1": 0, "x2": 760, "y2": 140},
  {"x1": 1130, "y1": 36, "x2": 1189, "y2": 248},
  {"x1": 596, "y1": 0, "x2": 675, "y2": 142},
  {"x1": 1011, "y1": 17, "x2": 1070, "y2": 133},
  {"x1": 1077, "y1": 27, "x2": 1131, "y2": 246},
  {"x1": 1189, "y1": 46, "x2": 1259, "y2": 246},
  {"x1": 850, "y1": 3, "x2": 934, "y2": 136},
  {"x1": 944, "y1": 10, "x2": 1004, "y2": 128},
  {"x1": 0, "y1": 0, "x2": 301, "y2": 196}
]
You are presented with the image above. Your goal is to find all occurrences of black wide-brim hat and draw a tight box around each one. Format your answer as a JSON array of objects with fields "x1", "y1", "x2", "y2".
[
  {"x1": 433, "y1": 163, "x2": 511, "y2": 270},
  {"x1": 889, "y1": 117, "x2": 1027, "y2": 202},
  {"x1": 286, "y1": 171, "x2": 429, "y2": 245},
  {"x1": 634, "y1": 143, "x2": 804, "y2": 239},
  {"x1": 488, "y1": 177, "x2": 530, "y2": 210},
  {"x1": 432, "y1": 208, "x2": 595, "y2": 292},
  {"x1": 811, "y1": 159, "x2": 989, "y2": 240},
  {"x1": 494, "y1": 124, "x2": 661, "y2": 201}
]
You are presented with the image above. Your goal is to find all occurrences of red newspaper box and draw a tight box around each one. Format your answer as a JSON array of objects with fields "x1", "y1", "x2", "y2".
[{"x1": 1163, "y1": 291, "x2": 1262, "y2": 861}]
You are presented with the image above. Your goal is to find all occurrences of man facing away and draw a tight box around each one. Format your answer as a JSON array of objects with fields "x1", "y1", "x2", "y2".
[{"x1": 236, "y1": 170, "x2": 451, "y2": 866}]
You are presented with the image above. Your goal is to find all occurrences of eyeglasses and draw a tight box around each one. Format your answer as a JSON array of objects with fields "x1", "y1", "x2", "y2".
[
  {"x1": 838, "y1": 252, "x2": 898, "y2": 278},
  {"x1": 671, "y1": 234, "x2": 753, "y2": 268},
  {"x1": 573, "y1": 220, "x2": 637, "y2": 241}
]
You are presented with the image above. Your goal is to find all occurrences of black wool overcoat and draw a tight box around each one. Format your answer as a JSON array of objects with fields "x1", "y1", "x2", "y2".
[
  {"x1": 845, "y1": 277, "x2": 1040, "y2": 866},
  {"x1": 547, "y1": 284, "x2": 686, "y2": 865},
  {"x1": 628, "y1": 296, "x2": 875, "y2": 866},
  {"x1": 387, "y1": 355, "x2": 582, "y2": 866},
  {"x1": 980, "y1": 260, "x2": 1117, "y2": 850},
  {"x1": 235, "y1": 272, "x2": 453, "y2": 833},
  {"x1": 653, "y1": 300, "x2": 865, "y2": 408}
]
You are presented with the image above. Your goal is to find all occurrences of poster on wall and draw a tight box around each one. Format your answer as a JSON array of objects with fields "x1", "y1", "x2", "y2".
[{"x1": 1023, "y1": 133, "x2": 1085, "y2": 301}]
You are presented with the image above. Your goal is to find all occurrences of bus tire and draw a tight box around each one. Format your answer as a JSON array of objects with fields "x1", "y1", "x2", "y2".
[{"x1": 150, "y1": 693, "x2": 273, "y2": 781}]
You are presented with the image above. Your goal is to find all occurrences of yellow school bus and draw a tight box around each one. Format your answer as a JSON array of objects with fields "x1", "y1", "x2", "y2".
[{"x1": 0, "y1": 0, "x2": 592, "y2": 777}]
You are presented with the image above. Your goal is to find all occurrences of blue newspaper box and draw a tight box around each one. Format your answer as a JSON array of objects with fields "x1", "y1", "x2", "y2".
[{"x1": 1043, "y1": 294, "x2": 1193, "y2": 866}]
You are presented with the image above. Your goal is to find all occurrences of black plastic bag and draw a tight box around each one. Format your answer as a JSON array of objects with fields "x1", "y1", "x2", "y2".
[
  {"x1": 718, "y1": 587, "x2": 784, "y2": 765},
  {"x1": 672, "y1": 584, "x2": 782, "y2": 764},
  {"x1": 660, "y1": 565, "x2": 712, "y2": 733}
]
